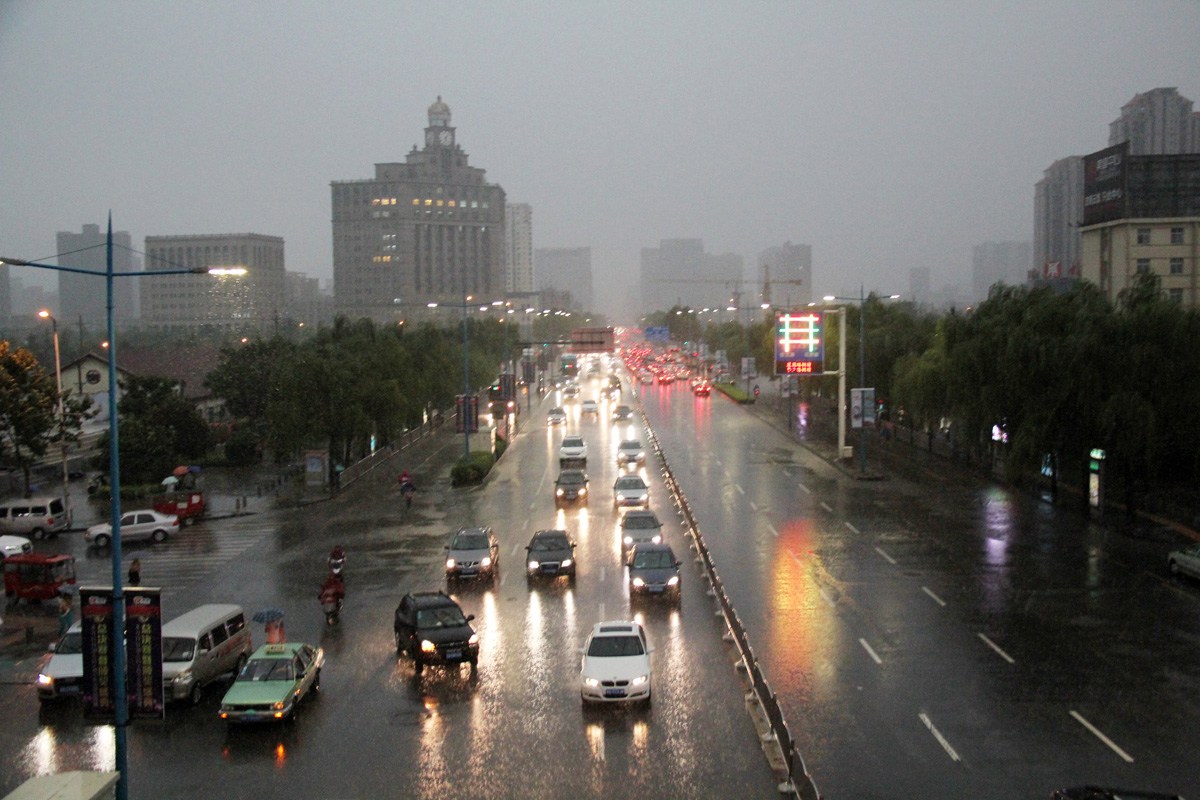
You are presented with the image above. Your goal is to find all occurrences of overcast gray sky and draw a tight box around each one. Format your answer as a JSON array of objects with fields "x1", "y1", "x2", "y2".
[{"x1": 3, "y1": 1, "x2": 1199, "y2": 317}]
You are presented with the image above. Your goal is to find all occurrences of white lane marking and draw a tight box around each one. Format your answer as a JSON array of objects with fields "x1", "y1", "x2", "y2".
[
  {"x1": 499, "y1": 573, "x2": 507, "y2": 587},
  {"x1": 767, "y1": 523, "x2": 778, "y2": 537},
  {"x1": 600, "y1": 566, "x2": 606, "y2": 583},
  {"x1": 783, "y1": 469, "x2": 793, "y2": 477},
  {"x1": 511, "y1": 544, "x2": 521, "y2": 557},
  {"x1": 820, "y1": 501, "x2": 833, "y2": 513},
  {"x1": 1069, "y1": 711, "x2": 1135, "y2": 763},
  {"x1": 736, "y1": 484, "x2": 746, "y2": 496},
  {"x1": 859, "y1": 638, "x2": 882, "y2": 665},
  {"x1": 749, "y1": 501, "x2": 758, "y2": 512},
  {"x1": 918, "y1": 712, "x2": 961, "y2": 762},
  {"x1": 598, "y1": 602, "x2": 605, "y2": 620},
  {"x1": 977, "y1": 633, "x2": 1015, "y2": 664},
  {"x1": 922, "y1": 586, "x2": 946, "y2": 607},
  {"x1": 797, "y1": 482, "x2": 811, "y2": 495},
  {"x1": 845, "y1": 521, "x2": 860, "y2": 534},
  {"x1": 787, "y1": 550, "x2": 803, "y2": 566},
  {"x1": 818, "y1": 587, "x2": 836, "y2": 608},
  {"x1": 874, "y1": 547, "x2": 897, "y2": 565}
]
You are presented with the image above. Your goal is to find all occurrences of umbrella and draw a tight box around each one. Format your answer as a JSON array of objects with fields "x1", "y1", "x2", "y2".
[
  {"x1": 252, "y1": 608, "x2": 285, "y2": 624},
  {"x1": 161, "y1": 476, "x2": 179, "y2": 487},
  {"x1": 172, "y1": 465, "x2": 190, "y2": 477}
]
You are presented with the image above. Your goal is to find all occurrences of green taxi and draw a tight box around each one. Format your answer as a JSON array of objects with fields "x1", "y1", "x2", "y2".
[{"x1": 218, "y1": 642, "x2": 324, "y2": 724}]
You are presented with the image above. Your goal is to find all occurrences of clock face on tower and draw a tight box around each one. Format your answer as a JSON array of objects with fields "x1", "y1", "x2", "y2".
[
  {"x1": 426, "y1": 130, "x2": 436, "y2": 146},
  {"x1": 439, "y1": 129, "x2": 453, "y2": 146}
]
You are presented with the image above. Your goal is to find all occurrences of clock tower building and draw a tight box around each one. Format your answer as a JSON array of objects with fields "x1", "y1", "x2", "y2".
[{"x1": 332, "y1": 96, "x2": 507, "y2": 323}]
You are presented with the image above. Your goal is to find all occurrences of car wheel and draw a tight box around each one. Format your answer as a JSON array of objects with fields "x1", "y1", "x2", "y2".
[
  {"x1": 93, "y1": 533, "x2": 109, "y2": 548},
  {"x1": 644, "y1": 690, "x2": 652, "y2": 707},
  {"x1": 152, "y1": 529, "x2": 168, "y2": 543},
  {"x1": 413, "y1": 657, "x2": 424, "y2": 676},
  {"x1": 31, "y1": 527, "x2": 46, "y2": 541},
  {"x1": 189, "y1": 681, "x2": 203, "y2": 706}
]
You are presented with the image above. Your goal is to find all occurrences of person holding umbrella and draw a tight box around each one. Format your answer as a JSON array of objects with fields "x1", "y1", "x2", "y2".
[{"x1": 253, "y1": 608, "x2": 286, "y2": 643}]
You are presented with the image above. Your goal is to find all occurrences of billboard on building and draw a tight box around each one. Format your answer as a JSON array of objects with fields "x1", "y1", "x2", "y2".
[
  {"x1": 1083, "y1": 142, "x2": 1128, "y2": 226},
  {"x1": 570, "y1": 327, "x2": 615, "y2": 353}
]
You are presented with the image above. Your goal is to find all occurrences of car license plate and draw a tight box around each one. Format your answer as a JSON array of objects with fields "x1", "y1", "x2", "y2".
[
  {"x1": 649, "y1": 586, "x2": 664, "y2": 593},
  {"x1": 445, "y1": 649, "x2": 462, "y2": 661},
  {"x1": 460, "y1": 570, "x2": 477, "y2": 577},
  {"x1": 604, "y1": 689, "x2": 626, "y2": 698}
]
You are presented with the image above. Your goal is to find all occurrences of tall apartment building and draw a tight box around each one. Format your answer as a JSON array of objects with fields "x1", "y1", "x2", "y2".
[
  {"x1": 1109, "y1": 87, "x2": 1200, "y2": 156},
  {"x1": 535, "y1": 247, "x2": 593, "y2": 312},
  {"x1": 141, "y1": 233, "x2": 285, "y2": 330},
  {"x1": 757, "y1": 241, "x2": 811, "y2": 308},
  {"x1": 1034, "y1": 156, "x2": 1084, "y2": 279},
  {"x1": 640, "y1": 239, "x2": 745, "y2": 315},
  {"x1": 972, "y1": 241, "x2": 1032, "y2": 300},
  {"x1": 506, "y1": 203, "x2": 534, "y2": 294},
  {"x1": 331, "y1": 97, "x2": 507, "y2": 324},
  {"x1": 56, "y1": 223, "x2": 137, "y2": 327}
]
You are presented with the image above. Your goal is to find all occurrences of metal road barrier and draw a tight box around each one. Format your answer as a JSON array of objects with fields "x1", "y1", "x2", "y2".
[
  {"x1": 640, "y1": 408, "x2": 822, "y2": 800},
  {"x1": 339, "y1": 411, "x2": 448, "y2": 489}
]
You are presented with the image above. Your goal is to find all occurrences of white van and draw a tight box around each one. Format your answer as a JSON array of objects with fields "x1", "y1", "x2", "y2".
[
  {"x1": 0, "y1": 496, "x2": 69, "y2": 539},
  {"x1": 161, "y1": 604, "x2": 253, "y2": 705}
]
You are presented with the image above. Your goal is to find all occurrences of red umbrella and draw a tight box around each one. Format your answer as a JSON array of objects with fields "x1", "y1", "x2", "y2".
[{"x1": 172, "y1": 465, "x2": 189, "y2": 476}]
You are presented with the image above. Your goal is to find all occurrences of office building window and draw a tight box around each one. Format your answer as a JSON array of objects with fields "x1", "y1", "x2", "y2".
[
  {"x1": 1135, "y1": 259, "x2": 1151, "y2": 275},
  {"x1": 1136, "y1": 228, "x2": 1151, "y2": 245},
  {"x1": 1171, "y1": 227, "x2": 1184, "y2": 244},
  {"x1": 1170, "y1": 258, "x2": 1184, "y2": 275},
  {"x1": 1168, "y1": 288, "x2": 1184, "y2": 304}
]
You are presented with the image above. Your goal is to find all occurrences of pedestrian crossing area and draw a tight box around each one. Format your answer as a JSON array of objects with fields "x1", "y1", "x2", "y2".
[{"x1": 72, "y1": 517, "x2": 275, "y2": 596}]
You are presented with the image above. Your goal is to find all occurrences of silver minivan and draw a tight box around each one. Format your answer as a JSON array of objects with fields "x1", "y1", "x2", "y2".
[
  {"x1": 161, "y1": 604, "x2": 253, "y2": 705},
  {"x1": 0, "y1": 496, "x2": 69, "y2": 539}
]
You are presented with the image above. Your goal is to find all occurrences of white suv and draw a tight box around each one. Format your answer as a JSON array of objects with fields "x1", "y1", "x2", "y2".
[{"x1": 559, "y1": 435, "x2": 588, "y2": 464}]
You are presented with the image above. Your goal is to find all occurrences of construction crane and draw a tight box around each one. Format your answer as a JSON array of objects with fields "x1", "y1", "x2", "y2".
[
  {"x1": 760, "y1": 264, "x2": 804, "y2": 308},
  {"x1": 649, "y1": 278, "x2": 748, "y2": 308}
]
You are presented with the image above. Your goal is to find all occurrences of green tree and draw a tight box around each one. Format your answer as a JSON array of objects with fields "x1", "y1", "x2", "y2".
[
  {"x1": 97, "y1": 375, "x2": 210, "y2": 484},
  {"x1": 0, "y1": 342, "x2": 59, "y2": 495}
]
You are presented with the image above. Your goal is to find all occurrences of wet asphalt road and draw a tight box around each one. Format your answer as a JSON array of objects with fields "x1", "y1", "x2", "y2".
[
  {"x1": 0, "y1": 378, "x2": 780, "y2": 799},
  {"x1": 641, "y1": 377, "x2": 1200, "y2": 799}
]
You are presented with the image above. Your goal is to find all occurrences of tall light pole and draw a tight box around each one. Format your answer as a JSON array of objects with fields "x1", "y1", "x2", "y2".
[
  {"x1": 37, "y1": 309, "x2": 70, "y2": 528},
  {"x1": 823, "y1": 286, "x2": 900, "y2": 476},
  {"x1": 3, "y1": 215, "x2": 238, "y2": 800}
]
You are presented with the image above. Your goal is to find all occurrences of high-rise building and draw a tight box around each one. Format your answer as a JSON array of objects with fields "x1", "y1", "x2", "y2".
[
  {"x1": 909, "y1": 267, "x2": 931, "y2": 305},
  {"x1": 972, "y1": 241, "x2": 1032, "y2": 301},
  {"x1": 535, "y1": 247, "x2": 592, "y2": 312},
  {"x1": 1034, "y1": 156, "x2": 1084, "y2": 281},
  {"x1": 331, "y1": 97, "x2": 507, "y2": 323},
  {"x1": 640, "y1": 239, "x2": 744, "y2": 316},
  {"x1": 757, "y1": 242, "x2": 811, "y2": 308},
  {"x1": 56, "y1": 223, "x2": 136, "y2": 327},
  {"x1": 1109, "y1": 87, "x2": 1200, "y2": 156},
  {"x1": 506, "y1": 203, "x2": 534, "y2": 294},
  {"x1": 141, "y1": 233, "x2": 285, "y2": 330}
]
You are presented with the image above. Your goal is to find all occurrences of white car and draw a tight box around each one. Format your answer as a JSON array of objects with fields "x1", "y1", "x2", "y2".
[
  {"x1": 1, "y1": 534, "x2": 33, "y2": 558},
  {"x1": 37, "y1": 623, "x2": 83, "y2": 702},
  {"x1": 85, "y1": 509, "x2": 180, "y2": 548},
  {"x1": 580, "y1": 620, "x2": 653, "y2": 705},
  {"x1": 559, "y1": 435, "x2": 588, "y2": 463},
  {"x1": 547, "y1": 406, "x2": 567, "y2": 425},
  {"x1": 1168, "y1": 543, "x2": 1200, "y2": 580},
  {"x1": 580, "y1": 400, "x2": 599, "y2": 416},
  {"x1": 613, "y1": 475, "x2": 649, "y2": 507},
  {"x1": 616, "y1": 440, "x2": 645, "y2": 466}
]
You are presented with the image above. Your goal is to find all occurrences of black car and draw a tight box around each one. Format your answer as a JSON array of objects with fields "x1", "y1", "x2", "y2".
[
  {"x1": 1051, "y1": 789, "x2": 1184, "y2": 800},
  {"x1": 525, "y1": 529, "x2": 577, "y2": 580},
  {"x1": 554, "y1": 469, "x2": 590, "y2": 507},
  {"x1": 393, "y1": 591, "x2": 479, "y2": 675},
  {"x1": 627, "y1": 543, "x2": 681, "y2": 599}
]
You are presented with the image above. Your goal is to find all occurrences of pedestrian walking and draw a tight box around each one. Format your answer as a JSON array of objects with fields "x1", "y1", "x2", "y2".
[
  {"x1": 127, "y1": 558, "x2": 142, "y2": 586},
  {"x1": 57, "y1": 592, "x2": 73, "y2": 637}
]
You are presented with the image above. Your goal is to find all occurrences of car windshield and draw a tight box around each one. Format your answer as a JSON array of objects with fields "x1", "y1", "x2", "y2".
[
  {"x1": 623, "y1": 514, "x2": 660, "y2": 529},
  {"x1": 55, "y1": 632, "x2": 83, "y2": 655},
  {"x1": 563, "y1": 437, "x2": 583, "y2": 447},
  {"x1": 415, "y1": 606, "x2": 468, "y2": 628},
  {"x1": 616, "y1": 477, "x2": 645, "y2": 489},
  {"x1": 619, "y1": 441, "x2": 640, "y2": 450},
  {"x1": 162, "y1": 637, "x2": 196, "y2": 662},
  {"x1": 633, "y1": 550, "x2": 675, "y2": 569},
  {"x1": 238, "y1": 657, "x2": 294, "y2": 682},
  {"x1": 531, "y1": 534, "x2": 568, "y2": 551},
  {"x1": 453, "y1": 533, "x2": 489, "y2": 549},
  {"x1": 587, "y1": 635, "x2": 645, "y2": 657}
]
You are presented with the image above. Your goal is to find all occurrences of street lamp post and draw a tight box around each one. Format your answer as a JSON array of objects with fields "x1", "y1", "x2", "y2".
[
  {"x1": 37, "y1": 309, "x2": 70, "y2": 529},
  {"x1": 822, "y1": 286, "x2": 901, "y2": 477},
  {"x1": 3, "y1": 215, "x2": 236, "y2": 800}
]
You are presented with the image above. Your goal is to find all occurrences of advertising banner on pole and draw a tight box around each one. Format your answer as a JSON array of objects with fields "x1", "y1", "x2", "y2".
[
  {"x1": 80, "y1": 586, "x2": 116, "y2": 720},
  {"x1": 851, "y1": 388, "x2": 876, "y2": 429},
  {"x1": 125, "y1": 587, "x2": 164, "y2": 718}
]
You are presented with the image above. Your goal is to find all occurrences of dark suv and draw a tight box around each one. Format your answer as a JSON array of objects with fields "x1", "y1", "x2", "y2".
[
  {"x1": 525, "y1": 529, "x2": 577, "y2": 580},
  {"x1": 393, "y1": 591, "x2": 479, "y2": 675}
]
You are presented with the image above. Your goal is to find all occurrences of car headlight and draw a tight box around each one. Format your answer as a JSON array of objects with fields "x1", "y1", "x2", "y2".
[
  {"x1": 556, "y1": 488, "x2": 565, "y2": 497},
  {"x1": 446, "y1": 558, "x2": 456, "y2": 569},
  {"x1": 578, "y1": 487, "x2": 587, "y2": 496},
  {"x1": 652, "y1": 534, "x2": 662, "y2": 544},
  {"x1": 528, "y1": 560, "x2": 540, "y2": 570},
  {"x1": 468, "y1": 633, "x2": 479, "y2": 645},
  {"x1": 667, "y1": 576, "x2": 679, "y2": 586},
  {"x1": 173, "y1": 668, "x2": 193, "y2": 685},
  {"x1": 623, "y1": 535, "x2": 633, "y2": 544},
  {"x1": 37, "y1": 673, "x2": 53, "y2": 687},
  {"x1": 630, "y1": 675, "x2": 647, "y2": 687},
  {"x1": 561, "y1": 558, "x2": 573, "y2": 568},
  {"x1": 631, "y1": 577, "x2": 645, "y2": 587},
  {"x1": 421, "y1": 640, "x2": 437, "y2": 653},
  {"x1": 273, "y1": 701, "x2": 285, "y2": 710},
  {"x1": 480, "y1": 556, "x2": 492, "y2": 567},
  {"x1": 583, "y1": 677, "x2": 600, "y2": 688}
]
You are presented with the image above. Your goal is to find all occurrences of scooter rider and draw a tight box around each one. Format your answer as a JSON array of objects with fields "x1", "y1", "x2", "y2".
[
  {"x1": 318, "y1": 572, "x2": 345, "y2": 624},
  {"x1": 328, "y1": 545, "x2": 346, "y2": 576}
]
